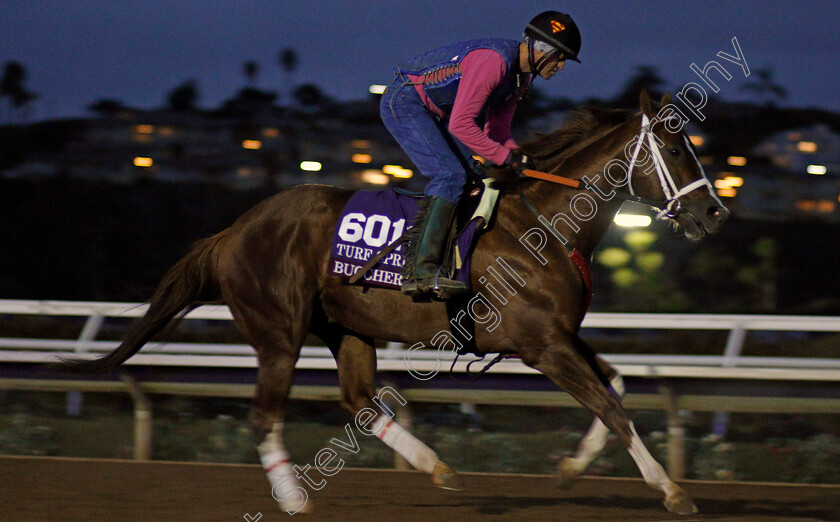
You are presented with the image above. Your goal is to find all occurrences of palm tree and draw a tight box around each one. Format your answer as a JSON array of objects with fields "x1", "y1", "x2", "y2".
[
  {"x1": 1, "y1": 62, "x2": 24, "y2": 95},
  {"x1": 740, "y1": 68, "x2": 788, "y2": 108},
  {"x1": 1, "y1": 61, "x2": 37, "y2": 122},
  {"x1": 243, "y1": 61, "x2": 259, "y2": 87},
  {"x1": 277, "y1": 48, "x2": 298, "y2": 105},
  {"x1": 279, "y1": 48, "x2": 298, "y2": 74},
  {"x1": 612, "y1": 66, "x2": 666, "y2": 109}
]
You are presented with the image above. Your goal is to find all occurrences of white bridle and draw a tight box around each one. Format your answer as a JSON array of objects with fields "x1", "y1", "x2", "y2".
[{"x1": 626, "y1": 114, "x2": 722, "y2": 220}]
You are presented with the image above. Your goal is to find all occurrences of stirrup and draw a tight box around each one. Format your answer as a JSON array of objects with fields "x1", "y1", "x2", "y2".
[
  {"x1": 430, "y1": 273, "x2": 468, "y2": 300},
  {"x1": 400, "y1": 278, "x2": 421, "y2": 296}
]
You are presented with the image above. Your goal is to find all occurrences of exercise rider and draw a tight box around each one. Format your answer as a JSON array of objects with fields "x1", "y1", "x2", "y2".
[{"x1": 379, "y1": 10, "x2": 582, "y2": 298}]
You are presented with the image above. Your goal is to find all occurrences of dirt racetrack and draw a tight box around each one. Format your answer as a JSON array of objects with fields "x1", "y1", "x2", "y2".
[{"x1": 2, "y1": 456, "x2": 839, "y2": 521}]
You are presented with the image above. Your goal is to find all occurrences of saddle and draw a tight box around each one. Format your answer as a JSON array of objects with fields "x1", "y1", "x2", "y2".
[{"x1": 435, "y1": 175, "x2": 499, "y2": 283}]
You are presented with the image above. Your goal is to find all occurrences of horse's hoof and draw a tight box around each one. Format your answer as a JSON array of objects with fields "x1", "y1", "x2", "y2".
[
  {"x1": 663, "y1": 488, "x2": 698, "y2": 515},
  {"x1": 555, "y1": 458, "x2": 580, "y2": 490},
  {"x1": 432, "y1": 460, "x2": 464, "y2": 491}
]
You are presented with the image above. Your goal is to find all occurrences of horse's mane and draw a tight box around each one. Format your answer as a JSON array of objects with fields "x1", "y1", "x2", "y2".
[{"x1": 489, "y1": 105, "x2": 634, "y2": 192}]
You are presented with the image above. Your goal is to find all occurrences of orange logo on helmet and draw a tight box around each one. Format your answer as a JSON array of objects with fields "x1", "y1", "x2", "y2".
[{"x1": 551, "y1": 20, "x2": 566, "y2": 33}]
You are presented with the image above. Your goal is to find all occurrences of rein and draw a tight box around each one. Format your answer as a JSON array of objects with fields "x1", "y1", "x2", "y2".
[
  {"x1": 520, "y1": 168, "x2": 663, "y2": 209},
  {"x1": 519, "y1": 113, "x2": 716, "y2": 221}
]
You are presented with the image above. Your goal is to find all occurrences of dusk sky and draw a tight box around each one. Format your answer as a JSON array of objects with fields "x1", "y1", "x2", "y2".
[{"x1": 3, "y1": 1, "x2": 839, "y2": 121}]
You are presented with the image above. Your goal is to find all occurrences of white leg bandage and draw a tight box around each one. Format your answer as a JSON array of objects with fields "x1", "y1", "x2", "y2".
[
  {"x1": 608, "y1": 374, "x2": 626, "y2": 399},
  {"x1": 567, "y1": 418, "x2": 610, "y2": 474},
  {"x1": 567, "y1": 374, "x2": 626, "y2": 474},
  {"x1": 257, "y1": 423, "x2": 309, "y2": 514},
  {"x1": 372, "y1": 415, "x2": 438, "y2": 474}
]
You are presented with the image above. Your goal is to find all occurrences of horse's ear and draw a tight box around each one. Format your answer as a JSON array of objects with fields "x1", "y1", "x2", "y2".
[
  {"x1": 639, "y1": 88, "x2": 654, "y2": 116},
  {"x1": 660, "y1": 92, "x2": 673, "y2": 106}
]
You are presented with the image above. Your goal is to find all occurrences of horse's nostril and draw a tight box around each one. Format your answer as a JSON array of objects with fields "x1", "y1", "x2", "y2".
[{"x1": 707, "y1": 205, "x2": 731, "y2": 221}]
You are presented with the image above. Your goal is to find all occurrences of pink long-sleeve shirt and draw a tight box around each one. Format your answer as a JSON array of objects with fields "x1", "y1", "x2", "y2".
[{"x1": 408, "y1": 48, "x2": 518, "y2": 166}]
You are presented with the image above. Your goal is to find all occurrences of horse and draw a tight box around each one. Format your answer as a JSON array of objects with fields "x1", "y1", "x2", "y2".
[{"x1": 57, "y1": 90, "x2": 728, "y2": 515}]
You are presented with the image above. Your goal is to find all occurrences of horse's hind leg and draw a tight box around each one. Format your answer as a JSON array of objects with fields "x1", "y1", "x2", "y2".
[
  {"x1": 335, "y1": 334, "x2": 463, "y2": 491},
  {"x1": 557, "y1": 355, "x2": 626, "y2": 487},
  {"x1": 227, "y1": 298, "x2": 313, "y2": 515},
  {"x1": 251, "y1": 346, "x2": 311, "y2": 515},
  {"x1": 529, "y1": 332, "x2": 696, "y2": 515}
]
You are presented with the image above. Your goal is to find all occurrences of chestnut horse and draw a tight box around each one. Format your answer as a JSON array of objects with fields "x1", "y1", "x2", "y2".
[{"x1": 59, "y1": 91, "x2": 728, "y2": 515}]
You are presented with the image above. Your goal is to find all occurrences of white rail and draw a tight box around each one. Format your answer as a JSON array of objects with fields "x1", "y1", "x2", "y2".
[{"x1": 1, "y1": 300, "x2": 840, "y2": 381}]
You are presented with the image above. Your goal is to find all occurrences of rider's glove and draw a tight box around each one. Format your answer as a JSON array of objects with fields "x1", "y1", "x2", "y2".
[{"x1": 504, "y1": 150, "x2": 532, "y2": 171}]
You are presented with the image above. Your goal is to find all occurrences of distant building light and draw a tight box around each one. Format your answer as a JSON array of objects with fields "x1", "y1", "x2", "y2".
[
  {"x1": 727, "y1": 156, "x2": 747, "y2": 166},
  {"x1": 237, "y1": 166, "x2": 254, "y2": 178},
  {"x1": 699, "y1": 155, "x2": 714, "y2": 166},
  {"x1": 382, "y1": 164, "x2": 413, "y2": 178},
  {"x1": 352, "y1": 154, "x2": 372, "y2": 164},
  {"x1": 796, "y1": 199, "x2": 834, "y2": 213},
  {"x1": 351, "y1": 139, "x2": 371, "y2": 149},
  {"x1": 688, "y1": 135, "x2": 704, "y2": 147},
  {"x1": 797, "y1": 141, "x2": 818, "y2": 153},
  {"x1": 369, "y1": 84, "x2": 387, "y2": 95},
  {"x1": 158, "y1": 126, "x2": 174, "y2": 137},
  {"x1": 717, "y1": 188, "x2": 737, "y2": 197},
  {"x1": 300, "y1": 161, "x2": 322, "y2": 172},
  {"x1": 797, "y1": 200, "x2": 816, "y2": 212},
  {"x1": 715, "y1": 176, "x2": 744, "y2": 189},
  {"x1": 242, "y1": 140, "x2": 262, "y2": 150},
  {"x1": 135, "y1": 124, "x2": 155, "y2": 134},
  {"x1": 360, "y1": 170, "x2": 390, "y2": 185},
  {"x1": 807, "y1": 164, "x2": 827, "y2": 175},
  {"x1": 262, "y1": 127, "x2": 280, "y2": 138},
  {"x1": 819, "y1": 201, "x2": 835, "y2": 213},
  {"x1": 133, "y1": 157, "x2": 153, "y2": 167},
  {"x1": 613, "y1": 214, "x2": 651, "y2": 227}
]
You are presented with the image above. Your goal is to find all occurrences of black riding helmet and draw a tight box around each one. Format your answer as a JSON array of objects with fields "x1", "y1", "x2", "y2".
[
  {"x1": 516, "y1": 11, "x2": 581, "y2": 105},
  {"x1": 525, "y1": 11, "x2": 582, "y2": 64}
]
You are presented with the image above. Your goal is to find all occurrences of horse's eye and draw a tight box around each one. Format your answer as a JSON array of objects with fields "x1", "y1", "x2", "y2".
[{"x1": 668, "y1": 148, "x2": 681, "y2": 157}]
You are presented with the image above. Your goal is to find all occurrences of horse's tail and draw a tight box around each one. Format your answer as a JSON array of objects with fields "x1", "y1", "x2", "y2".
[{"x1": 55, "y1": 230, "x2": 228, "y2": 374}]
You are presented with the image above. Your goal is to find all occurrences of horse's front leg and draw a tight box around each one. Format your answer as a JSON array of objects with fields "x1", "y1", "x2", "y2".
[
  {"x1": 526, "y1": 332, "x2": 697, "y2": 515},
  {"x1": 557, "y1": 355, "x2": 626, "y2": 486},
  {"x1": 335, "y1": 334, "x2": 464, "y2": 491}
]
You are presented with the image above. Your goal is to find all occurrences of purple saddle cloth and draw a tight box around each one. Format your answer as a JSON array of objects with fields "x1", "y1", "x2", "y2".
[{"x1": 329, "y1": 189, "x2": 483, "y2": 290}]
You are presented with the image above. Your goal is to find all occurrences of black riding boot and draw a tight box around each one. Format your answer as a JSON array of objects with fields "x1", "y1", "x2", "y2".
[{"x1": 401, "y1": 197, "x2": 468, "y2": 298}]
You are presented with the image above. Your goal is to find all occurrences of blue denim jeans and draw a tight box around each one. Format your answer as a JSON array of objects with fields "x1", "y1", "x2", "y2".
[{"x1": 380, "y1": 75, "x2": 475, "y2": 202}]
